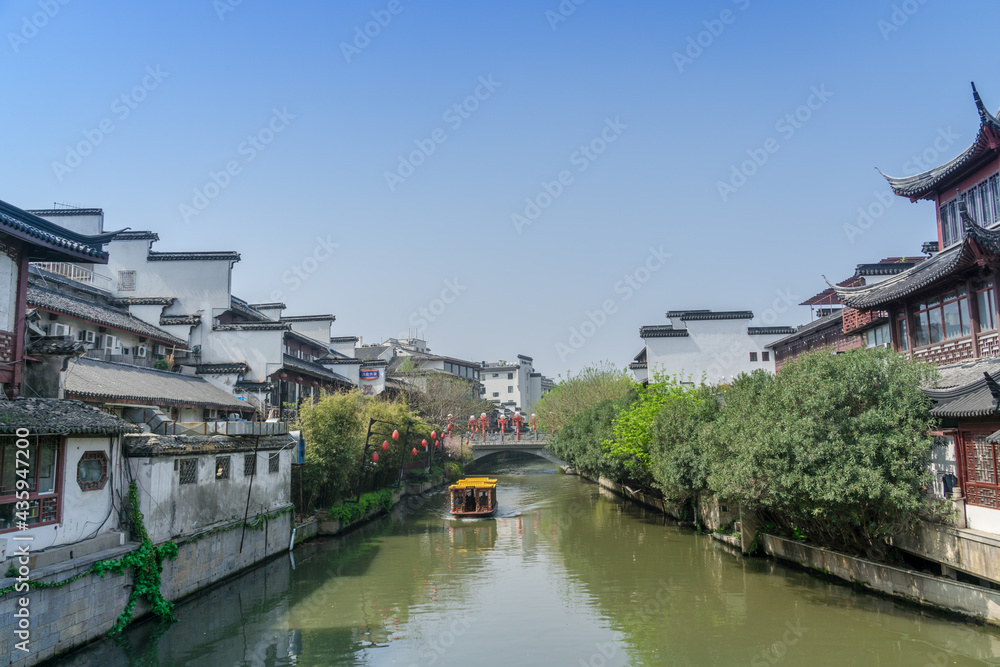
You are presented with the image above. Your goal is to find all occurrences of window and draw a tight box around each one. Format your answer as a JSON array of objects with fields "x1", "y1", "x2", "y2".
[
  {"x1": 117, "y1": 270, "x2": 136, "y2": 291},
  {"x1": 866, "y1": 322, "x2": 891, "y2": 348},
  {"x1": 749, "y1": 352, "x2": 758, "y2": 362},
  {"x1": 492, "y1": 392, "x2": 499, "y2": 398},
  {"x1": 178, "y1": 459, "x2": 197, "y2": 485},
  {"x1": 215, "y1": 456, "x2": 230, "y2": 480},
  {"x1": 939, "y1": 175, "x2": 1000, "y2": 248},
  {"x1": 975, "y1": 278, "x2": 997, "y2": 332},
  {"x1": 762, "y1": 351, "x2": 770, "y2": 362},
  {"x1": 77, "y1": 451, "x2": 108, "y2": 491},
  {"x1": 244, "y1": 453, "x2": 256, "y2": 477},
  {"x1": 445, "y1": 362, "x2": 453, "y2": 373},
  {"x1": 507, "y1": 373, "x2": 513, "y2": 380},
  {"x1": 0, "y1": 436, "x2": 60, "y2": 533},
  {"x1": 913, "y1": 288, "x2": 970, "y2": 347},
  {"x1": 508, "y1": 386, "x2": 513, "y2": 393},
  {"x1": 492, "y1": 373, "x2": 498, "y2": 378},
  {"x1": 269, "y1": 452, "x2": 279, "y2": 474},
  {"x1": 897, "y1": 312, "x2": 909, "y2": 351}
]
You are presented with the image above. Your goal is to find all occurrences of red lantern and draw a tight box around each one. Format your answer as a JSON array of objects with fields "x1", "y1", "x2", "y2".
[
  {"x1": 431, "y1": 430, "x2": 437, "y2": 440},
  {"x1": 372, "y1": 451, "x2": 379, "y2": 463},
  {"x1": 421, "y1": 439, "x2": 428, "y2": 448},
  {"x1": 392, "y1": 429, "x2": 399, "y2": 440},
  {"x1": 412, "y1": 447, "x2": 418, "y2": 456},
  {"x1": 381, "y1": 440, "x2": 389, "y2": 452}
]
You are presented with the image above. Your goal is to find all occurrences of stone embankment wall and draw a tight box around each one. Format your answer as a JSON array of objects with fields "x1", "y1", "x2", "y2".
[{"x1": 0, "y1": 507, "x2": 292, "y2": 666}]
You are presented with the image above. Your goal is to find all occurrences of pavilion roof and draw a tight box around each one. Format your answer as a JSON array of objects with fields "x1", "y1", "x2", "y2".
[{"x1": 881, "y1": 83, "x2": 1000, "y2": 200}]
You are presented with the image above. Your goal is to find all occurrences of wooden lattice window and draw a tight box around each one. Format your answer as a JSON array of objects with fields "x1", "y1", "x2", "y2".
[
  {"x1": 215, "y1": 456, "x2": 230, "y2": 480},
  {"x1": 971, "y1": 434, "x2": 996, "y2": 484},
  {"x1": 244, "y1": 453, "x2": 256, "y2": 477},
  {"x1": 77, "y1": 451, "x2": 108, "y2": 491},
  {"x1": 178, "y1": 458, "x2": 197, "y2": 485},
  {"x1": 0, "y1": 435, "x2": 61, "y2": 533},
  {"x1": 268, "y1": 452, "x2": 279, "y2": 474}
]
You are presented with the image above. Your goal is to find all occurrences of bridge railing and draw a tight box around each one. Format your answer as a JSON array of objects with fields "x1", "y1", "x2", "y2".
[{"x1": 469, "y1": 432, "x2": 550, "y2": 446}]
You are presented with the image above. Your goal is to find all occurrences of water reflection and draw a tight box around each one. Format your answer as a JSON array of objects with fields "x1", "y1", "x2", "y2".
[{"x1": 53, "y1": 461, "x2": 1000, "y2": 666}]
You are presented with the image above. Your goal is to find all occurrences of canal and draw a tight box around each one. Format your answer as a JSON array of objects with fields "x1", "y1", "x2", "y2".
[{"x1": 58, "y1": 460, "x2": 1000, "y2": 666}]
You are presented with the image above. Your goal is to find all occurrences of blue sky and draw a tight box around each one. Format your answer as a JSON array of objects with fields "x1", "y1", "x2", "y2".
[{"x1": 2, "y1": 0, "x2": 998, "y2": 379}]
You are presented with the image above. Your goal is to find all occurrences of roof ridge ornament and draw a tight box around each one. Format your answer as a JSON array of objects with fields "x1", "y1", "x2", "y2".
[
  {"x1": 983, "y1": 371, "x2": 1000, "y2": 412},
  {"x1": 972, "y1": 82, "x2": 997, "y2": 125}
]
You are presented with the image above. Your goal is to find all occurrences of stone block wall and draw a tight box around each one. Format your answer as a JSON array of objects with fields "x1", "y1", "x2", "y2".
[{"x1": 0, "y1": 507, "x2": 292, "y2": 666}]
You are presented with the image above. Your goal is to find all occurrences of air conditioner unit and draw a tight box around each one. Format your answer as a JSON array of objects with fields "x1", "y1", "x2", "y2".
[
  {"x1": 121, "y1": 347, "x2": 131, "y2": 356},
  {"x1": 51, "y1": 323, "x2": 70, "y2": 338},
  {"x1": 153, "y1": 344, "x2": 166, "y2": 356},
  {"x1": 136, "y1": 346, "x2": 147, "y2": 358},
  {"x1": 84, "y1": 331, "x2": 97, "y2": 344},
  {"x1": 102, "y1": 334, "x2": 116, "y2": 350}
]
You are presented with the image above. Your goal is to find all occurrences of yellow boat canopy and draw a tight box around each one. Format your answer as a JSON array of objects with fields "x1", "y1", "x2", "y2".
[{"x1": 449, "y1": 477, "x2": 497, "y2": 490}]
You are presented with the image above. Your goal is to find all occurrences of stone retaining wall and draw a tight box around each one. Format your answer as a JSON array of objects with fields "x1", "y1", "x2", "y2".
[
  {"x1": 0, "y1": 507, "x2": 292, "y2": 666},
  {"x1": 761, "y1": 533, "x2": 1000, "y2": 626}
]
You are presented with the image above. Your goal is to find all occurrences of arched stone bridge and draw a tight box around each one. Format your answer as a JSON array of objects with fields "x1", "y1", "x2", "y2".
[{"x1": 468, "y1": 434, "x2": 568, "y2": 468}]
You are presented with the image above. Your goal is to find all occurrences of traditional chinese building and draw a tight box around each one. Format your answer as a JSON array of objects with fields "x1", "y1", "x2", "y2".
[{"x1": 833, "y1": 84, "x2": 1000, "y2": 533}]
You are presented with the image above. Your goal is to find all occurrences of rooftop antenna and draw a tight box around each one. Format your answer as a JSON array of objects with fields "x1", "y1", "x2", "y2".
[{"x1": 52, "y1": 201, "x2": 83, "y2": 209}]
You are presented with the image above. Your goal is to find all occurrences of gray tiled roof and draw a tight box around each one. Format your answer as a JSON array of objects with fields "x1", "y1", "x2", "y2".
[
  {"x1": 124, "y1": 433, "x2": 293, "y2": 456},
  {"x1": 27, "y1": 336, "x2": 86, "y2": 355},
  {"x1": 835, "y1": 211, "x2": 1000, "y2": 310},
  {"x1": 929, "y1": 356, "x2": 1000, "y2": 389},
  {"x1": 112, "y1": 231, "x2": 159, "y2": 241},
  {"x1": 666, "y1": 310, "x2": 753, "y2": 321},
  {"x1": 64, "y1": 357, "x2": 247, "y2": 410},
  {"x1": 28, "y1": 284, "x2": 187, "y2": 346},
  {"x1": 214, "y1": 322, "x2": 288, "y2": 331},
  {"x1": 281, "y1": 314, "x2": 335, "y2": 322},
  {"x1": 765, "y1": 311, "x2": 844, "y2": 349},
  {"x1": 148, "y1": 251, "x2": 240, "y2": 262},
  {"x1": 748, "y1": 327, "x2": 797, "y2": 336},
  {"x1": 197, "y1": 362, "x2": 249, "y2": 375},
  {"x1": 922, "y1": 357, "x2": 1000, "y2": 418},
  {"x1": 160, "y1": 315, "x2": 201, "y2": 326},
  {"x1": 0, "y1": 199, "x2": 113, "y2": 261},
  {"x1": 0, "y1": 398, "x2": 137, "y2": 435},
  {"x1": 640, "y1": 325, "x2": 689, "y2": 338},
  {"x1": 354, "y1": 346, "x2": 389, "y2": 361},
  {"x1": 282, "y1": 354, "x2": 353, "y2": 385},
  {"x1": 113, "y1": 296, "x2": 175, "y2": 306}
]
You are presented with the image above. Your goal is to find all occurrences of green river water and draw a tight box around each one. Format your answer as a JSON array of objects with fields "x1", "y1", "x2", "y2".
[{"x1": 57, "y1": 460, "x2": 1000, "y2": 666}]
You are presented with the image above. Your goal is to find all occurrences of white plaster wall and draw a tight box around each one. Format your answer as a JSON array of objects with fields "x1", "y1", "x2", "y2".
[
  {"x1": 481, "y1": 368, "x2": 520, "y2": 407},
  {"x1": 286, "y1": 320, "x2": 331, "y2": 344},
  {"x1": 631, "y1": 366, "x2": 649, "y2": 383},
  {"x1": 329, "y1": 340, "x2": 357, "y2": 357},
  {"x1": 203, "y1": 329, "x2": 282, "y2": 381},
  {"x1": 130, "y1": 448, "x2": 291, "y2": 543},
  {"x1": 33, "y1": 212, "x2": 104, "y2": 236},
  {"x1": 645, "y1": 319, "x2": 787, "y2": 385},
  {"x1": 928, "y1": 436, "x2": 958, "y2": 500},
  {"x1": 528, "y1": 375, "x2": 542, "y2": 415},
  {"x1": 0, "y1": 253, "x2": 16, "y2": 332},
  {"x1": 359, "y1": 365, "x2": 385, "y2": 396},
  {"x1": 102, "y1": 240, "x2": 233, "y2": 320},
  {"x1": 964, "y1": 505, "x2": 1000, "y2": 536}
]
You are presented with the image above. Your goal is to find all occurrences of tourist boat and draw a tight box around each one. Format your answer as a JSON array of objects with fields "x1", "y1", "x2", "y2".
[{"x1": 449, "y1": 477, "x2": 498, "y2": 517}]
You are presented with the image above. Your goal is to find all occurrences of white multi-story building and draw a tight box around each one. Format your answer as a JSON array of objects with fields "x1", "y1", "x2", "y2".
[
  {"x1": 632, "y1": 310, "x2": 795, "y2": 385},
  {"x1": 480, "y1": 354, "x2": 545, "y2": 416}
]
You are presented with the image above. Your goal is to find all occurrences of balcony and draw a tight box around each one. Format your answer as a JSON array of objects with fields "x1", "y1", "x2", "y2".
[
  {"x1": 31, "y1": 262, "x2": 112, "y2": 292},
  {"x1": 841, "y1": 307, "x2": 887, "y2": 334}
]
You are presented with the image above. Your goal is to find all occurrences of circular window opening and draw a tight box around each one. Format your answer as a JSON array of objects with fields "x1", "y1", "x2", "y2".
[{"x1": 78, "y1": 451, "x2": 108, "y2": 491}]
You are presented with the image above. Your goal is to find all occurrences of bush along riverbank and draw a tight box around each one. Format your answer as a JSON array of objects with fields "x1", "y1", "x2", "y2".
[{"x1": 537, "y1": 352, "x2": 1000, "y2": 623}]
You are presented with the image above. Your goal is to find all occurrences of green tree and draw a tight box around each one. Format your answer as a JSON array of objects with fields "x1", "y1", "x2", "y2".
[
  {"x1": 647, "y1": 384, "x2": 721, "y2": 502},
  {"x1": 706, "y1": 347, "x2": 938, "y2": 557},
  {"x1": 535, "y1": 361, "x2": 632, "y2": 432}
]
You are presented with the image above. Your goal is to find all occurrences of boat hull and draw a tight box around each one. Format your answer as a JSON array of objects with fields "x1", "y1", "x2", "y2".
[{"x1": 451, "y1": 507, "x2": 496, "y2": 518}]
